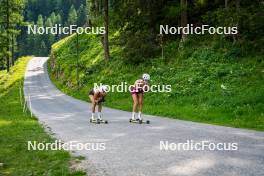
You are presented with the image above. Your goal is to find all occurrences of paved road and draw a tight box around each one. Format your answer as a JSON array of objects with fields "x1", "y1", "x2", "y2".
[{"x1": 24, "y1": 57, "x2": 264, "y2": 176}]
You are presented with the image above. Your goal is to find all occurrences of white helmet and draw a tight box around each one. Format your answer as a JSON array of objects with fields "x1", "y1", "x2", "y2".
[
  {"x1": 100, "y1": 85, "x2": 109, "y2": 92},
  {"x1": 142, "y1": 73, "x2": 150, "y2": 81}
]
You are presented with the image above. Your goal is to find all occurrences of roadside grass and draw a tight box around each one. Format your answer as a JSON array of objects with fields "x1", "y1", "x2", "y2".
[
  {"x1": 49, "y1": 34, "x2": 264, "y2": 131},
  {"x1": 0, "y1": 57, "x2": 85, "y2": 176}
]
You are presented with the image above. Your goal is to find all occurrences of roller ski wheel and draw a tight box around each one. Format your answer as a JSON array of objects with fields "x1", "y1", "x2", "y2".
[
  {"x1": 99, "y1": 119, "x2": 108, "y2": 124},
  {"x1": 129, "y1": 118, "x2": 133, "y2": 123}
]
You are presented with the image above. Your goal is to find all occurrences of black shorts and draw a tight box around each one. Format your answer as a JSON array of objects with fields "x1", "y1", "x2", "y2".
[
  {"x1": 97, "y1": 97, "x2": 105, "y2": 103},
  {"x1": 88, "y1": 89, "x2": 95, "y2": 96}
]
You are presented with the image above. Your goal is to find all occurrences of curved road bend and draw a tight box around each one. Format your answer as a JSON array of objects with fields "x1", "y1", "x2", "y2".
[{"x1": 24, "y1": 57, "x2": 264, "y2": 176}]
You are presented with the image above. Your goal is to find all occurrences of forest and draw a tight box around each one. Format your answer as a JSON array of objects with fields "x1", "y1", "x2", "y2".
[
  {"x1": 0, "y1": 0, "x2": 263, "y2": 69},
  {"x1": 0, "y1": 0, "x2": 88, "y2": 70}
]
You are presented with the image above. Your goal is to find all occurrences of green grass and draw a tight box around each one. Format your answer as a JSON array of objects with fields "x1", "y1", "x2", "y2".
[
  {"x1": 0, "y1": 57, "x2": 86, "y2": 176},
  {"x1": 49, "y1": 34, "x2": 264, "y2": 131}
]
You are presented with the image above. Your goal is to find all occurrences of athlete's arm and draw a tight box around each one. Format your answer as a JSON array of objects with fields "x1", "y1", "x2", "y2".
[
  {"x1": 143, "y1": 80, "x2": 149, "y2": 91},
  {"x1": 93, "y1": 91, "x2": 101, "y2": 103},
  {"x1": 135, "y1": 79, "x2": 144, "y2": 88}
]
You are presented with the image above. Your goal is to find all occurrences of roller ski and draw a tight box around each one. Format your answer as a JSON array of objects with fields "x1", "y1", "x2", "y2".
[
  {"x1": 129, "y1": 112, "x2": 150, "y2": 124},
  {"x1": 90, "y1": 118, "x2": 108, "y2": 124},
  {"x1": 90, "y1": 112, "x2": 108, "y2": 124},
  {"x1": 129, "y1": 118, "x2": 150, "y2": 124}
]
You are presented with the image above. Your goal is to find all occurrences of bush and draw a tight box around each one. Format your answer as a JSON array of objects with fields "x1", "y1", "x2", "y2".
[{"x1": 121, "y1": 30, "x2": 160, "y2": 64}]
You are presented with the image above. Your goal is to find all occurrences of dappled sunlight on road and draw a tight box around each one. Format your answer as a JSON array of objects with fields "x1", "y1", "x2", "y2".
[{"x1": 167, "y1": 156, "x2": 215, "y2": 175}]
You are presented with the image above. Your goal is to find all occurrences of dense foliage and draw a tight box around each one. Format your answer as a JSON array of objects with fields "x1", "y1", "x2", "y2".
[
  {"x1": 114, "y1": 0, "x2": 264, "y2": 63},
  {"x1": 46, "y1": 0, "x2": 264, "y2": 130},
  {"x1": 18, "y1": 0, "x2": 89, "y2": 56},
  {"x1": 49, "y1": 33, "x2": 264, "y2": 130},
  {"x1": 1, "y1": 0, "x2": 263, "y2": 68},
  {"x1": 0, "y1": 0, "x2": 24, "y2": 71}
]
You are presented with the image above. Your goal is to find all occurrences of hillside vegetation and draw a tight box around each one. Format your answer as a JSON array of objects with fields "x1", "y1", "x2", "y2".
[{"x1": 49, "y1": 33, "x2": 264, "y2": 130}]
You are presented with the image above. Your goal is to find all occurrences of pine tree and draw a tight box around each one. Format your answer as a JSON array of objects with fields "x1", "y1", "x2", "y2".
[
  {"x1": 40, "y1": 40, "x2": 47, "y2": 56},
  {"x1": 0, "y1": 0, "x2": 24, "y2": 72},
  {"x1": 56, "y1": 14, "x2": 62, "y2": 25},
  {"x1": 36, "y1": 15, "x2": 45, "y2": 55},
  {"x1": 67, "y1": 5, "x2": 77, "y2": 26},
  {"x1": 77, "y1": 4, "x2": 87, "y2": 26},
  {"x1": 50, "y1": 12, "x2": 57, "y2": 24},
  {"x1": 37, "y1": 14, "x2": 44, "y2": 26},
  {"x1": 45, "y1": 17, "x2": 55, "y2": 49},
  {"x1": 85, "y1": 0, "x2": 91, "y2": 26},
  {"x1": 23, "y1": 23, "x2": 36, "y2": 56},
  {"x1": 55, "y1": 13, "x2": 62, "y2": 40}
]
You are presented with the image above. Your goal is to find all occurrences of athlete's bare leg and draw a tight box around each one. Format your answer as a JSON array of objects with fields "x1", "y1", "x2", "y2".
[
  {"x1": 89, "y1": 95, "x2": 96, "y2": 119},
  {"x1": 132, "y1": 94, "x2": 139, "y2": 112},
  {"x1": 138, "y1": 93, "x2": 143, "y2": 112},
  {"x1": 89, "y1": 95, "x2": 96, "y2": 113},
  {"x1": 138, "y1": 93, "x2": 143, "y2": 119},
  {"x1": 98, "y1": 103, "x2": 102, "y2": 112},
  {"x1": 132, "y1": 94, "x2": 139, "y2": 119}
]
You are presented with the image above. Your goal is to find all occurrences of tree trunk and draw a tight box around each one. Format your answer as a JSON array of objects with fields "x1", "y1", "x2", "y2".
[
  {"x1": 233, "y1": 0, "x2": 240, "y2": 42},
  {"x1": 76, "y1": 33, "x2": 79, "y2": 87},
  {"x1": 181, "y1": 0, "x2": 188, "y2": 42},
  {"x1": 103, "y1": 0, "x2": 110, "y2": 61},
  {"x1": 100, "y1": 0, "x2": 103, "y2": 14},
  {"x1": 225, "y1": 0, "x2": 228, "y2": 9},
  {"x1": 236, "y1": 0, "x2": 240, "y2": 12},
  {"x1": 86, "y1": 0, "x2": 90, "y2": 26},
  {"x1": 6, "y1": 0, "x2": 10, "y2": 72},
  {"x1": 95, "y1": 0, "x2": 99, "y2": 17},
  {"x1": 11, "y1": 34, "x2": 15, "y2": 66}
]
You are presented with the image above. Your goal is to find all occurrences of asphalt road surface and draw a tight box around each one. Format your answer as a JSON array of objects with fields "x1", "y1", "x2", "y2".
[{"x1": 24, "y1": 57, "x2": 264, "y2": 176}]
